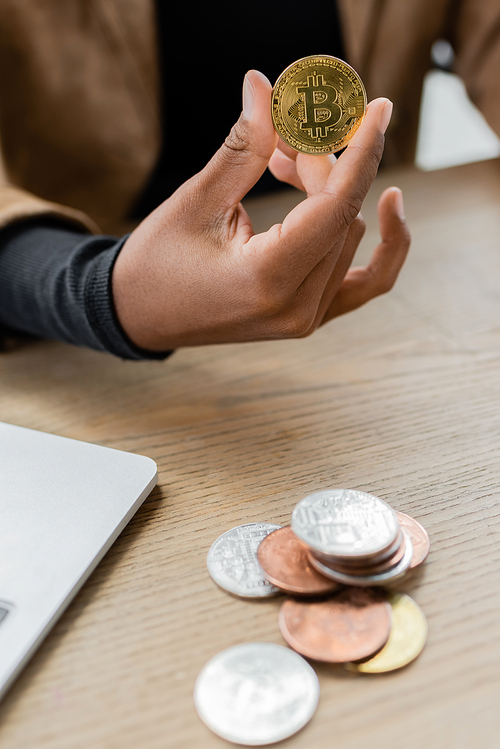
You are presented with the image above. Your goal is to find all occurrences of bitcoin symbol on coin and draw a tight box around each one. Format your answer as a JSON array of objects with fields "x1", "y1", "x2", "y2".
[
  {"x1": 297, "y1": 74, "x2": 341, "y2": 139},
  {"x1": 272, "y1": 55, "x2": 367, "y2": 155}
]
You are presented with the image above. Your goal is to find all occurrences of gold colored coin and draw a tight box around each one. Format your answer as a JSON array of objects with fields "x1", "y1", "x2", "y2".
[
  {"x1": 344, "y1": 592, "x2": 427, "y2": 673},
  {"x1": 271, "y1": 55, "x2": 367, "y2": 155}
]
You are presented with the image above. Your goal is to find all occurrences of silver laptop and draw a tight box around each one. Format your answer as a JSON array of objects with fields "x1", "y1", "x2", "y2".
[{"x1": 0, "y1": 421, "x2": 158, "y2": 700}]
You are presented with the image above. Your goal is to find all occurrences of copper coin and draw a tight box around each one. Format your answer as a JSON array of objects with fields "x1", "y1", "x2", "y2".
[
  {"x1": 345, "y1": 592, "x2": 427, "y2": 673},
  {"x1": 257, "y1": 526, "x2": 340, "y2": 596},
  {"x1": 395, "y1": 511, "x2": 430, "y2": 568},
  {"x1": 279, "y1": 588, "x2": 392, "y2": 663}
]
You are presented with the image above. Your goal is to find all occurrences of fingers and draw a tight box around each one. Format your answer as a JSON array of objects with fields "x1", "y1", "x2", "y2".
[
  {"x1": 321, "y1": 98, "x2": 393, "y2": 223},
  {"x1": 306, "y1": 214, "x2": 366, "y2": 331},
  {"x1": 268, "y1": 148, "x2": 336, "y2": 195},
  {"x1": 268, "y1": 148, "x2": 305, "y2": 191},
  {"x1": 320, "y1": 186, "x2": 410, "y2": 322},
  {"x1": 270, "y1": 214, "x2": 365, "y2": 338},
  {"x1": 246, "y1": 213, "x2": 366, "y2": 341},
  {"x1": 244, "y1": 98, "x2": 392, "y2": 283},
  {"x1": 194, "y1": 69, "x2": 278, "y2": 213},
  {"x1": 295, "y1": 152, "x2": 337, "y2": 196}
]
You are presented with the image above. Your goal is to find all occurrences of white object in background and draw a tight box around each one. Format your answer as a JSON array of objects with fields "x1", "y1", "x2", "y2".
[{"x1": 416, "y1": 69, "x2": 500, "y2": 171}]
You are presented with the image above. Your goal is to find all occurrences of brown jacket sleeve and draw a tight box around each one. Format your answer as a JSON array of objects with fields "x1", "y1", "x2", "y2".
[
  {"x1": 452, "y1": 0, "x2": 500, "y2": 140},
  {"x1": 338, "y1": 0, "x2": 500, "y2": 166},
  {"x1": 0, "y1": 1, "x2": 160, "y2": 237},
  {"x1": 1, "y1": 0, "x2": 498, "y2": 233},
  {"x1": 0, "y1": 182, "x2": 100, "y2": 234}
]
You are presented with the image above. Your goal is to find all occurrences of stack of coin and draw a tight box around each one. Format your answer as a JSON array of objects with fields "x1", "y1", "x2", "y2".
[
  {"x1": 200, "y1": 490, "x2": 430, "y2": 744},
  {"x1": 206, "y1": 489, "x2": 430, "y2": 600},
  {"x1": 288, "y1": 488, "x2": 428, "y2": 587},
  {"x1": 254, "y1": 489, "x2": 430, "y2": 674}
]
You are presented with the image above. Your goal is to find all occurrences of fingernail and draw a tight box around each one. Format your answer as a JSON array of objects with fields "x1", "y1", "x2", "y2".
[
  {"x1": 379, "y1": 99, "x2": 393, "y2": 134},
  {"x1": 243, "y1": 73, "x2": 255, "y2": 120},
  {"x1": 393, "y1": 188, "x2": 405, "y2": 220}
]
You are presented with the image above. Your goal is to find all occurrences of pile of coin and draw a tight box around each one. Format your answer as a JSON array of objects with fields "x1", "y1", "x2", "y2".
[
  {"x1": 197, "y1": 488, "x2": 430, "y2": 745},
  {"x1": 269, "y1": 488, "x2": 430, "y2": 590}
]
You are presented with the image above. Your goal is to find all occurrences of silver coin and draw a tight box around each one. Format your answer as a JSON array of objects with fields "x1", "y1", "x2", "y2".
[
  {"x1": 207, "y1": 523, "x2": 282, "y2": 598},
  {"x1": 194, "y1": 642, "x2": 320, "y2": 745},
  {"x1": 291, "y1": 488, "x2": 399, "y2": 561},
  {"x1": 308, "y1": 531, "x2": 414, "y2": 586}
]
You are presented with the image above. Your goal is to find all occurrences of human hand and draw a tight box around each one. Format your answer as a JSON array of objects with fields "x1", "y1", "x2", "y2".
[{"x1": 112, "y1": 70, "x2": 410, "y2": 351}]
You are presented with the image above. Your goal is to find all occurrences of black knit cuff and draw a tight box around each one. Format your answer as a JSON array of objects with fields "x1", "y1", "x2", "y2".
[
  {"x1": 0, "y1": 220, "x2": 173, "y2": 361},
  {"x1": 82, "y1": 235, "x2": 173, "y2": 361}
]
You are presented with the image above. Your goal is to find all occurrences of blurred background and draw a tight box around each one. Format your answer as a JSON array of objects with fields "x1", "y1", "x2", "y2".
[{"x1": 416, "y1": 39, "x2": 500, "y2": 170}]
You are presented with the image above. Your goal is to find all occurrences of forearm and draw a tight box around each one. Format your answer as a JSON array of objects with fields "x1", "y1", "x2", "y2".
[{"x1": 0, "y1": 220, "x2": 172, "y2": 361}]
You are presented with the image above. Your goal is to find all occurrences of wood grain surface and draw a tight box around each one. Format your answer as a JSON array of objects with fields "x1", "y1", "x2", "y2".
[{"x1": 1, "y1": 159, "x2": 500, "y2": 748}]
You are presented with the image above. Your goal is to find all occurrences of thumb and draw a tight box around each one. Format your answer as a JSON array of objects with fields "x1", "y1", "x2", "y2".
[{"x1": 197, "y1": 69, "x2": 278, "y2": 209}]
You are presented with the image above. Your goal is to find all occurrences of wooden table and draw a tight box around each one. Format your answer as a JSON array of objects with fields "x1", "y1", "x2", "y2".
[{"x1": 1, "y1": 159, "x2": 500, "y2": 749}]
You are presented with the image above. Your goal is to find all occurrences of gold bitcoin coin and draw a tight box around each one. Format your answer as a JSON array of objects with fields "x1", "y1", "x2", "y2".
[
  {"x1": 271, "y1": 55, "x2": 367, "y2": 155},
  {"x1": 344, "y1": 592, "x2": 428, "y2": 673}
]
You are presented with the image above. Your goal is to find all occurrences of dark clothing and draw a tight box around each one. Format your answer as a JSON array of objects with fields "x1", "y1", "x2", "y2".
[
  {"x1": 0, "y1": 220, "x2": 169, "y2": 359},
  {"x1": 133, "y1": 0, "x2": 345, "y2": 215}
]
